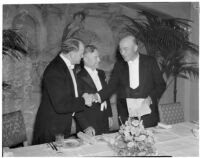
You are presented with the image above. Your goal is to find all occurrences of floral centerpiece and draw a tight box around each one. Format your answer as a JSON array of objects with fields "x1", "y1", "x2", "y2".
[{"x1": 109, "y1": 117, "x2": 157, "y2": 156}]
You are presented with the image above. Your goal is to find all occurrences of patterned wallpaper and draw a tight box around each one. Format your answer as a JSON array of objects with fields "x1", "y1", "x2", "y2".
[{"x1": 3, "y1": 3, "x2": 136, "y2": 144}]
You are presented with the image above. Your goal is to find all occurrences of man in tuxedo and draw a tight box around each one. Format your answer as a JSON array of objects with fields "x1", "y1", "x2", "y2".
[
  {"x1": 92, "y1": 35, "x2": 166, "y2": 128},
  {"x1": 32, "y1": 38, "x2": 94, "y2": 145},
  {"x1": 76, "y1": 45, "x2": 113, "y2": 135}
]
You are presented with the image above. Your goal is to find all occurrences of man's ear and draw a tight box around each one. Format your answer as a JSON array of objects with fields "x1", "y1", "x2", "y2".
[
  {"x1": 134, "y1": 45, "x2": 138, "y2": 52},
  {"x1": 83, "y1": 55, "x2": 87, "y2": 63},
  {"x1": 69, "y1": 51, "x2": 74, "y2": 59}
]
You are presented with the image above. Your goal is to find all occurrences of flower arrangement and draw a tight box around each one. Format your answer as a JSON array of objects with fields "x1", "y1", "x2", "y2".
[{"x1": 109, "y1": 117, "x2": 157, "y2": 156}]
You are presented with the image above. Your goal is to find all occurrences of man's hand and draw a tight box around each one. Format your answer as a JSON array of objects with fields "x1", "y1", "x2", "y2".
[
  {"x1": 145, "y1": 96, "x2": 152, "y2": 106},
  {"x1": 91, "y1": 93, "x2": 101, "y2": 103},
  {"x1": 82, "y1": 93, "x2": 93, "y2": 107},
  {"x1": 108, "y1": 117, "x2": 113, "y2": 129},
  {"x1": 84, "y1": 126, "x2": 96, "y2": 136}
]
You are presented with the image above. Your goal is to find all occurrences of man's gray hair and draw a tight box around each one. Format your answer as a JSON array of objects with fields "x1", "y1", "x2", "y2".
[{"x1": 61, "y1": 38, "x2": 84, "y2": 54}]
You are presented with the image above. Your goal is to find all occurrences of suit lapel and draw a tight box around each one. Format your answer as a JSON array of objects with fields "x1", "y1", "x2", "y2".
[
  {"x1": 57, "y1": 55, "x2": 76, "y2": 96},
  {"x1": 98, "y1": 70, "x2": 106, "y2": 88},
  {"x1": 81, "y1": 68, "x2": 97, "y2": 91},
  {"x1": 123, "y1": 62, "x2": 130, "y2": 87},
  {"x1": 139, "y1": 54, "x2": 145, "y2": 87}
]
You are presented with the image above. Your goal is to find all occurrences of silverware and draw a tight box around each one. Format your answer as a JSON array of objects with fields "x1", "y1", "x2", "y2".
[
  {"x1": 47, "y1": 142, "x2": 63, "y2": 154},
  {"x1": 48, "y1": 142, "x2": 56, "y2": 151},
  {"x1": 191, "y1": 120, "x2": 199, "y2": 127},
  {"x1": 52, "y1": 142, "x2": 58, "y2": 151}
]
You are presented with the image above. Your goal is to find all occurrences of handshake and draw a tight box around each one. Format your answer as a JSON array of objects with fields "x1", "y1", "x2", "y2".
[{"x1": 82, "y1": 93, "x2": 100, "y2": 107}]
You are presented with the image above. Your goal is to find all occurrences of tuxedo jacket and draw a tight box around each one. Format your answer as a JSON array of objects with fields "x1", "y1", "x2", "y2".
[
  {"x1": 76, "y1": 68, "x2": 112, "y2": 135},
  {"x1": 99, "y1": 54, "x2": 166, "y2": 128},
  {"x1": 32, "y1": 55, "x2": 85, "y2": 145}
]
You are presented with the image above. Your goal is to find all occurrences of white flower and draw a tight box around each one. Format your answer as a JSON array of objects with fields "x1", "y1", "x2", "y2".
[
  {"x1": 125, "y1": 126, "x2": 131, "y2": 133},
  {"x1": 135, "y1": 135, "x2": 146, "y2": 141},
  {"x1": 135, "y1": 129, "x2": 141, "y2": 136},
  {"x1": 147, "y1": 136, "x2": 154, "y2": 144},
  {"x1": 139, "y1": 120, "x2": 144, "y2": 127},
  {"x1": 146, "y1": 130, "x2": 154, "y2": 136},
  {"x1": 130, "y1": 127, "x2": 136, "y2": 135},
  {"x1": 132, "y1": 120, "x2": 140, "y2": 126},
  {"x1": 125, "y1": 135, "x2": 133, "y2": 142},
  {"x1": 127, "y1": 141, "x2": 135, "y2": 148}
]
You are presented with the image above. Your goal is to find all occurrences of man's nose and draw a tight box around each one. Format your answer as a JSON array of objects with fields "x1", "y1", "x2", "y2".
[{"x1": 120, "y1": 50, "x2": 125, "y2": 56}]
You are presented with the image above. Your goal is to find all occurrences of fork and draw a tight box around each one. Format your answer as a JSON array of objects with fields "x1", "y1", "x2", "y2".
[
  {"x1": 47, "y1": 142, "x2": 56, "y2": 151},
  {"x1": 51, "y1": 142, "x2": 58, "y2": 151}
]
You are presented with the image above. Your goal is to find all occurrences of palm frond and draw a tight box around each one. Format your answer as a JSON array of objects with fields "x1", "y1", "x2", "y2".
[
  {"x1": 118, "y1": 10, "x2": 199, "y2": 102},
  {"x1": 3, "y1": 29, "x2": 28, "y2": 60},
  {"x1": 2, "y1": 81, "x2": 12, "y2": 90},
  {"x1": 178, "y1": 66, "x2": 199, "y2": 79}
]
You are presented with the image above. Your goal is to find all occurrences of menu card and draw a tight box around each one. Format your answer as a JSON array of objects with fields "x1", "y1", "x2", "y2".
[{"x1": 126, "y1": 98, "x2": 151, "y2": 117}]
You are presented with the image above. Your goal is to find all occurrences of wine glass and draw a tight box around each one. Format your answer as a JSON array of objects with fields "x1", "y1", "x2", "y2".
[{"x1": 55, "y1": 134, "x2": 64, "y2": 147}]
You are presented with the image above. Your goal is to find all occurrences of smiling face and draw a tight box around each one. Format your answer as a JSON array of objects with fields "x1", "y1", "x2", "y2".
[
  {"x1": 119, "y1": 36, "x2": 138, "y2": 62},
  {"x1": 84, "y1": 49, "x2": 100, "y2": 70}
]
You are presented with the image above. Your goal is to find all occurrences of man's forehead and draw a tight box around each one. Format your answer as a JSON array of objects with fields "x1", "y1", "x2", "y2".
[
  {"x1": 84, "y1": 49, "x2": 98, "y2": 56},
  {"x1": 120, "y1": 36, "x2": 135, "y2": 45},
  {"x1": 91, "y1": 50, "x2": 99, "y2": 56}
]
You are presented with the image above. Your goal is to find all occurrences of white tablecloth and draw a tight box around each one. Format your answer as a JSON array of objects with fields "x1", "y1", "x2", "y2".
[{"x1": 4, "y1": 122, "x2": 199, "y2": 157}]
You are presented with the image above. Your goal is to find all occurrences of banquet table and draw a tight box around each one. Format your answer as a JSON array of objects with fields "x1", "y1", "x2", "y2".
[{"x1": 4, "y1": 122, "x2": 199, "y2": 157}]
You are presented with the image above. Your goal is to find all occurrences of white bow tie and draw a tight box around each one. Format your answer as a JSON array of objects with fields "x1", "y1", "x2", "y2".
[
  {"x1": 92, "y1": 70, "x2": 98, "y2": 75},
  {"x1": 68, "y1": 64, "x2": 75, "y2": 70}
]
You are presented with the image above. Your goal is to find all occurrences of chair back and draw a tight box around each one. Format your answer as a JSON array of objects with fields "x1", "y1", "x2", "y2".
[
  {"x1": 3, "y1": 110, "x2": 27, "y2": 147},
  {"x1": 158, "y1": 102, "x2": 184, "y2": 124}
]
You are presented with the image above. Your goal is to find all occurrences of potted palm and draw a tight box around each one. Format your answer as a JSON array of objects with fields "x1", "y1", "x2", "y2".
[
  {"x1": 3, "y1": 29, "x2": 28, "y2": 90},
  {"x1": 118, "y1": 10, "x2": 199, "y2": 103}
]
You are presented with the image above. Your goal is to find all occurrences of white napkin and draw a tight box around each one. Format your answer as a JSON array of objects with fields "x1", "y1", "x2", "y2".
[
  {"x1": 77, "y1": 132, "x2": 97, "y2": 144},
  {"x1": 126, "y1": 98, "x2": 151, "y2": 117},
  {"x1": 157, "y1": 122, "x2": 172, "y2": 129}
]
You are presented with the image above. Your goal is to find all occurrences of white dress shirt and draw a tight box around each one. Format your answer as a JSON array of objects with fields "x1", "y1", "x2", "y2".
[
  {"x1": 128, "y1": 54, "x2": 140, "y2": 89},
  {"x1": 84, "y1": 66, "x2": 107, "y2": 111},
  {"x1": 60, "y1": 54, "x2": 78, "y2": 116}
]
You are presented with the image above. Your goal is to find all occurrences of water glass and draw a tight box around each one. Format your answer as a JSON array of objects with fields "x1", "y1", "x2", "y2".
[{"x1": 55, "y1": 134, "x2": 64, "y2": 147}]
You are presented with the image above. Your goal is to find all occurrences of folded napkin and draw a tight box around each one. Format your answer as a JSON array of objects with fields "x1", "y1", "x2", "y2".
[
  {"x1": 157, "y1": 122, "x2": 172, "y2": 129},
  {"x1": 126, "y1": 98, "x2": 151, "y2": 117},
  {"x1": 77, "y1": 132, "x2": 97, "y2": 144}
]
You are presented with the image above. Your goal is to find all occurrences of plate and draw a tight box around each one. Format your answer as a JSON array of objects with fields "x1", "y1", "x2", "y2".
[{"x1": 63, "y1": 139, "x2": 83, "y2": 148}]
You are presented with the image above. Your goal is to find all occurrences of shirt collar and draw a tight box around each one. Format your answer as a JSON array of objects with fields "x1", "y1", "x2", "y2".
[
  {"x1": 60, "y1": 53, "x2": 75, "y2": 69},
  {"x1": 84, "y1": 66, "x2": 98, "y2": 75}
]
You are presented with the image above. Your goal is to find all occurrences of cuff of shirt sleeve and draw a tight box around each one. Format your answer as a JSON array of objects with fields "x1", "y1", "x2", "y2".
[
  {"x1": 96, "y1": 93, "x2": 101, "y2": 103},
  {"x1": 148, "y1": 96, "x2": 153, "y2": 104}
]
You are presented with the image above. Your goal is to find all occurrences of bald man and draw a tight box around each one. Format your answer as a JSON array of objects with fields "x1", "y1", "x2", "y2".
[{"x1": 95, "y1": 35, "x2": 166, "y2": 128}]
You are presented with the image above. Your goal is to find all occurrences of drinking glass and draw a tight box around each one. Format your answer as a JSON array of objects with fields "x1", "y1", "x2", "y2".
[{"x1": 55, "y1": 134, "x2": 64, "y2": 147}]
